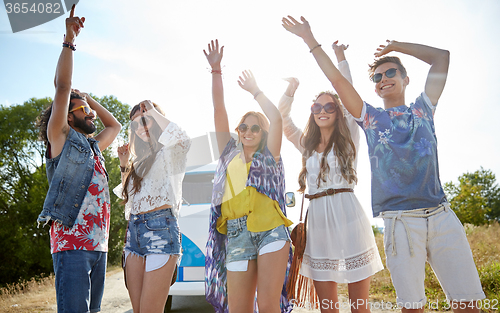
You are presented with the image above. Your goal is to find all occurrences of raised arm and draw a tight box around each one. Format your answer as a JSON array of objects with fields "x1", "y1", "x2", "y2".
[
  {"x1": 238, "y1": 71, "x2": 282, "y2": 161},
  {"x1": 278, "y1": 78, "x2": 304, "y2": 154},
  {"x1": 75, "y1": 90, "x2": 121, "y2": 151},
  {"x1": 375, "y1": 40, "x2": 450, "y2": 106},
  {"x1": 282, "y1": 16, "x2": 363, "y2": 118},
  {"x1": 139, "y1": 100, "x2": 170, "y2": 130},
  {"x1": 47, "y1": 4, "x2": 84, "y2": 156},
  {"x1": 332, "y1": 40, "x2": 353, "y2": 85},
  {"x1": 203, "y1": 40, "x2": 231, "y2": 155}
]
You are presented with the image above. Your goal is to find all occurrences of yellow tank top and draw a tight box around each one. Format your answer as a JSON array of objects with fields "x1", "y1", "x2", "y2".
[{"x1": 216, "y1": 153, "x2": 292, "y2": 234}]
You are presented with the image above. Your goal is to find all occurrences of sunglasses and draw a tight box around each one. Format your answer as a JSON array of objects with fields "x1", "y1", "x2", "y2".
[
  {"x1": 131, "y1": 116, "x2": 153, "y2": 131},
  {"x1": 311, "y1": 102, "x2": 337, "y2": 114},
  {"x1": 371, "y1": 68, "x2": 398, "y2": 83},
  {"x1": 69, "y1": 105, "x2": 96, "y2": 116},
  {"x1": 238, "y1": 123, "x2": 261, "y2": 134}
]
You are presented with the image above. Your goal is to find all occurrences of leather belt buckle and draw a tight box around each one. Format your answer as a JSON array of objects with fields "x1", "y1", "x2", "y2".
[{"x1": 326, "y1": 188, "x2": 335, "y2": 195}]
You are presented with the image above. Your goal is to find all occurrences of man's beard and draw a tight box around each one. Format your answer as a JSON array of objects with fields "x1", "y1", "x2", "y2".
[{"x1": 73, "y1": 115, "x2": 97, "y2": 134}]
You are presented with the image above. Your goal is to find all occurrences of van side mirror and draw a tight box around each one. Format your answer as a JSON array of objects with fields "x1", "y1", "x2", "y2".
[{"x1": 285, "y1": 192, "x2": 295, "y2": 207}]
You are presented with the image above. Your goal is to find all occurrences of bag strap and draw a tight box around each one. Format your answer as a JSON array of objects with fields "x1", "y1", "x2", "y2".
[{"x1": 299, "y1": 192, "x2": 305, "y2": 222}]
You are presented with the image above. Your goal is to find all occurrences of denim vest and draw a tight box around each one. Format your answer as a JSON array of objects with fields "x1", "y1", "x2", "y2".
[{"x1": 37, "y1": 127, "x2": 108, "y2": 228}]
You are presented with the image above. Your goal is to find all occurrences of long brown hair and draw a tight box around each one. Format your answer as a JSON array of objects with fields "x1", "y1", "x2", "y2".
[
  {"x1": 298, "y1": 92, "x2": 357, "y2": 192},
  {"x1": 121, "y1": 102, "x2": 165, "y2": 203},
  {"x1": 235, "y1": 111, "x2": 269, "y2": 155}
]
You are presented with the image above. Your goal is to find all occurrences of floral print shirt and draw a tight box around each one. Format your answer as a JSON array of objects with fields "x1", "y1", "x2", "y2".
[
  {"x1": 355, "y1": 92, "x2": 447, "y2": 217},
  {"x1": 50, "y1": 155, "x2": 110, "y2": 253}
]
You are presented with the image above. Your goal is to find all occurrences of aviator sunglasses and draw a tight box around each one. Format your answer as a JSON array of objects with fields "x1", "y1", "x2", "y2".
[
  {"x1": 69, "y1": 105, "x2": 96, "y2": 116},
  {"x1": 311, "y1": 102, "x2": 337, "y2": 114},
  {"x1": 131, "y1": 116, "x2": 153, "y2": 130},
  {"x1": 371, "y1": 68, "x2": 398, "y2": 83},
  {"x1": 238, "y1": 123, "x2": 261, "y2": 134}
]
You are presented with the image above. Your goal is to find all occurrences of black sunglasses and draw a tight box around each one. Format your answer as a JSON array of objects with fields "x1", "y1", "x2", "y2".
[
  {"x1": 131, "y1": 116, "x2": 153, "y2": 130},
  {"x1": 238, "y1": 123, "x2": 261, "y2": 134},
  {"x1": 311, "y1": 102, "x2": 337, "y2": 114},
  {"x1": 371, "y1": 68, "x2": 398, "y2": 83}
]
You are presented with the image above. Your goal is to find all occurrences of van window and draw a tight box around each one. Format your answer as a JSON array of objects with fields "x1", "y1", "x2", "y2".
[{"x1": 182, "y1": 173, "x2": 214, "y2": 205}]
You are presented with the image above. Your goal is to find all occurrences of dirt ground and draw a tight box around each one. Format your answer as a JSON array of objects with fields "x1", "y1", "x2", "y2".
[{"x1": 1, "y1": 268, "x2": 440, "y2": 312}]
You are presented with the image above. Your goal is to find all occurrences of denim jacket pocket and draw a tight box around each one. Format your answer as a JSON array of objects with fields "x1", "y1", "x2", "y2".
[
  {"x1": 53, "y1": 179, "x2": 68, "y2": 207},
  {"x1": 67, "y1": 143, "x2": 90, "y2": 164}
]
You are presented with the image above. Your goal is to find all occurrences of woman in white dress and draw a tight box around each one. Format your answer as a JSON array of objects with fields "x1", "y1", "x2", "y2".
[{"x1": 279, "y1": 32, "x2": 383, "y2": 313}]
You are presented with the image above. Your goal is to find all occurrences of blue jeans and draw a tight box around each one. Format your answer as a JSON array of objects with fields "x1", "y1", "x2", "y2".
[{"x1": 52, "y1": 250, "x2": 107, "y2": 313}]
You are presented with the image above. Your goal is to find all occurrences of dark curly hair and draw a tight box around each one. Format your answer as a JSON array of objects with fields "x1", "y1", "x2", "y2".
[{"x1": 36, "y1": 91, "x2": 86, "y2": 146}]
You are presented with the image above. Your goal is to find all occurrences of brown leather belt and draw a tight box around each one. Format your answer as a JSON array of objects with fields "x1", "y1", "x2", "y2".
[{"x1": 305, "y1": 188, "x2": 353, "y2": 200}]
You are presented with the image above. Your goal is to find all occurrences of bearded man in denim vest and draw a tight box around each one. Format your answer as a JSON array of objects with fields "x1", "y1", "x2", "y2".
[{"x1": 36, "y1": 5, "x2": 121, "y2": 313}]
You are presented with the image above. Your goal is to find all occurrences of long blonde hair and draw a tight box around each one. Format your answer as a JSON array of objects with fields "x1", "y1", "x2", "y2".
[{"x1": 298, "y1": 92, "x2": 357, "y2": 192}]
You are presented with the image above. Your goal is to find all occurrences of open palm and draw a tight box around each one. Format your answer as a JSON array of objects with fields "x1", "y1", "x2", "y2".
[
  {"x1": 282, "y1": 16, "x2": 312, "y2": 39},
  {"x1": 203, "y1": 39, "x2": 224, "y2": 68}
]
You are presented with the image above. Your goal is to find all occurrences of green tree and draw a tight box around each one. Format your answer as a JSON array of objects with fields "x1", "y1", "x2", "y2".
[
  {"x1": 0, "y1": 98, "x2": 53, "y2": 286},
  {"x1": 0, "y1": 95, "x2": 130, "y2": 286},
  {"x1": 444, "y1": 167, "x2": 500, "y2": 226}
]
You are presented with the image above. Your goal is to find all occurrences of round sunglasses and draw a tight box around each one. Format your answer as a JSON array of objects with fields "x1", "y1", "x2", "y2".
[
  {"x1": 371, "y1": 68, "x2": 398, "y2": 83},
  {"x1": 69, "y1": 105, "x2": 96, "y2": 116},
  {"x1": 238, "y1": 123, "x2": 261, "y2": 134},
  {"x1": 131, "y1": 116, "x2": 153, "y2": 131},
  {"x1": 311, "y1": 102, "x2": 337, "y2": 114}
]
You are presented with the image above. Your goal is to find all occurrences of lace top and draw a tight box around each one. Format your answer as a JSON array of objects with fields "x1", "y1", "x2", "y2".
[{"x1": 114, "y1": 122, "x2": 191, "y2": 220}]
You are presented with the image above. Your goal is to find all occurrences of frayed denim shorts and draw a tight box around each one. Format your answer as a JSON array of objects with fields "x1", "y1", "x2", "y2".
[
  {"x1": 125, "y1": 208, "x2": 181, "y2": 258},
  {"x1": 226, "y1": 215, "x2": 290, "y2": 265}
]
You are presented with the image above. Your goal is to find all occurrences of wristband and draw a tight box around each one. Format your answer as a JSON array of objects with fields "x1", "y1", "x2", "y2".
[
  {"x1": 120, "y1": 166, "x2": 127, "y2": 173},
  {"x1": 211, "y1": 69, "x2": 222, "y2": 74},
  {"x1": 62, "y1": 42, "x2": 76, "y2": 51},
  {"x1": 253, "y1": 90, "x2": 263, "y2": 99},
  {"x1": 309, "y1": 44, "x2": 321, "y2": 53}
]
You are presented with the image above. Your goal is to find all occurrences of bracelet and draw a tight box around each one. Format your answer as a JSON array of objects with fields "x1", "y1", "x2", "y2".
[
  {"x1": 120, "y1": 166, "x2": 127, "y2": 173},
  {"x1": 253, "y1": 90, "x2": 263, "y2": 99},
  {"x1": 62, "y1": 42, "x2": 76, "y2": 51},
  {"x1": 309, "y1": 44, "x2": 321, "y2": 53},
  {"x1": 211, "y1": 69, "x2": 222, "y2": 74}
]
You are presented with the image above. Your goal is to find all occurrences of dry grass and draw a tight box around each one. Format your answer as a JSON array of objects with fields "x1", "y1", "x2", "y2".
[{"x1": 369, "y1": 222, "x2": 500, "y2": 312}]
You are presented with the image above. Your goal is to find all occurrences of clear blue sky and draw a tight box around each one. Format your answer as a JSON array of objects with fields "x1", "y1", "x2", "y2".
[{"x1": 1, "y1": 0, "x2": 499, "y2": 226}]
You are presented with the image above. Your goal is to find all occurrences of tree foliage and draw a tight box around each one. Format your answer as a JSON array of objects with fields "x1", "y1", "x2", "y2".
[
  {"x1": 0, "y1": 95, "x2": 130, "y2": 287},
  {"x1": 444, "y1": 167, "x2": 500, "y2": 226}
]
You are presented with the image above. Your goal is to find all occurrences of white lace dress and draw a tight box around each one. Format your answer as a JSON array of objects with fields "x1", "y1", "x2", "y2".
[
  {"x1": 300, "y1": 146, "x2": 383, "y2": 283},
  {"x1": 278, "y1": 61, "x2": 383, "y2": 283}
]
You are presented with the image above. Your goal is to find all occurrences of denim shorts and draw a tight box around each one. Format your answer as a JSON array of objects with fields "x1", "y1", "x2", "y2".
[
  {"x1": 226, "y1": 215, "x2": 290, "y2": 264},
  {"x1": 125, "y1": 208, "x2": 181, "y2": 257}
]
